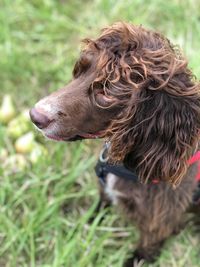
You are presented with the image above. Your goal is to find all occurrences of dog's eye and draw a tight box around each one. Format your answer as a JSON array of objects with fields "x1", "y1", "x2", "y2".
[{"x1": 91, "y1": 82, "x2": 117, "y2": 108}]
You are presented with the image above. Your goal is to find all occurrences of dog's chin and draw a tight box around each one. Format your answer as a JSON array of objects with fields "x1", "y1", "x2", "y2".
[
  {"x1": 67, "y1": 135, "x2": 85, "y2": 142},
  {"x1": 45, "y1": 131, "x2": 104, "y2": 142},
  {"x1": 45, "y1": 134, "x2": 84, "y2": 142}
]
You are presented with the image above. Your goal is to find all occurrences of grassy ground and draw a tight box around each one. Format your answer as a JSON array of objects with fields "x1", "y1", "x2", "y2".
[{"x1": 0, "y1": 0, "x2": 200, "y2": 266}]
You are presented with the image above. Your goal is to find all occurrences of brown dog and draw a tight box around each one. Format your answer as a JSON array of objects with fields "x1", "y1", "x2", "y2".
[{"x1": 30, "y1": 22, "x2": 200, "y2": 265}]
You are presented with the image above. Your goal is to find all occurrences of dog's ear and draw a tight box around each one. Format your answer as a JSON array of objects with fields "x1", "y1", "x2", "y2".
[{"x1": 108, "y1": 86, "x2": 200, "y2": 186}]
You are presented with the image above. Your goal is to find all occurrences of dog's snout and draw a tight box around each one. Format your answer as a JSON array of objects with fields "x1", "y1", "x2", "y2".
[{"x1": 29, "y1": 107, "x2": 52, "y2": 129}]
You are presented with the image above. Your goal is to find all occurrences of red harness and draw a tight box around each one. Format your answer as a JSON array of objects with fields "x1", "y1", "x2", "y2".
[
  {"x1": 152, "y1": 151, "x2": 200, "y2": 184},
  {"x1": 188, "y1": 151, "x2": 200, "y2": 181}
]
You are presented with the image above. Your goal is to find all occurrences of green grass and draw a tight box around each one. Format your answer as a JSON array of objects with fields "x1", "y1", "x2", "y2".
[{"x1": 0, "y1": 0, "x2": 200, "y2": 266}]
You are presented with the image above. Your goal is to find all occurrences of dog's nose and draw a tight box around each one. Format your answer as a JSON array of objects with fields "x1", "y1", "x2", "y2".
[{"x1": 29, "y1": 108, "x2": 52, "y2": 129}]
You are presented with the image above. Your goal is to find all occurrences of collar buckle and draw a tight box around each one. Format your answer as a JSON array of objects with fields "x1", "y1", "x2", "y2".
[{"x1": 99, "y1": 142, "x2": 110, "y2": 163}]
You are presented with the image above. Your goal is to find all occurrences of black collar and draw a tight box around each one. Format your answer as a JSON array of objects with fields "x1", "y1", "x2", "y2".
[
  {"x1": 95, "y1": 144, "x2": 200, "y2": 205},
  {"x1": 95, "y1": 144, "x2": 139, "y2": 186}
]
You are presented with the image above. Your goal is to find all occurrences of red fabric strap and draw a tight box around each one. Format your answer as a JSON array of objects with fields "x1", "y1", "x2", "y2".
[
  {"x1": 152, "y1": 151, "x2": 200, "y2": 183},
  {"x1": 188, "y1": 151, "x2": 200, "y2": 165},
  {"x1": 188, "y1": 151, "x2": 200, "y2": 181}
]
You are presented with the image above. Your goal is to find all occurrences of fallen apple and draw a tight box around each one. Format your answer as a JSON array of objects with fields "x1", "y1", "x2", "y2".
[
  {"x1": 0, "y1": 148, "x2": 8, "y2": 161},
  {"x1": 20, "y1": 109, "x2": 30, "y2": 121},
  {"x1": 29, "y1": 144, "x2": 48, "y2": 164},
  {"x1": 15, "y1": 132, "x2": 35, "y2": 154},
  {"x1": 7, "y1": 112, "x2": 31, "y2": 139},
  {"x1": 4, "y1": 154, "x2": 28, "y2": 172},
  {"x1": 0, "y1": 95, "x2": 16, "y2": 124}
]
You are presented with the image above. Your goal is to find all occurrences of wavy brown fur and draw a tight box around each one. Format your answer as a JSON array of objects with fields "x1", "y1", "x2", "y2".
[
  {"x1": 84, "y1": 22, "x2": 200, "y2": 185},
  {"x1": 30, "y1": 22, "x2": 200, "y2": 265}
]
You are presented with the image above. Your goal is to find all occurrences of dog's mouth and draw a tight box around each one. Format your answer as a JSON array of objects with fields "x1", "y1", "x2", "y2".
[{"x1": 45, "y1": 131, "x2": 104, "y2": 142}]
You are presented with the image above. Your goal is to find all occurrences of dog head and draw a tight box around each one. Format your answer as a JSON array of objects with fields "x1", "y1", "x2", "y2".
[{"x1": 30, "y1": 22, "x2": 200, "y2": 185}]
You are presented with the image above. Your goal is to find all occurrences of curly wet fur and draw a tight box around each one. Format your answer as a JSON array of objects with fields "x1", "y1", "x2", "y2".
[
  {"x1": 31, "y1": 22, "x2": 200, "y2": 265},
  {"x1": 83, "y1": 23, "x2": 200, "y2": 185},
  {"x1": 98, "y1": 163, "x2": 199, "y2": 265},
  {"x1": 80, "y1": 23, "x2": 200, "y2": 264}
]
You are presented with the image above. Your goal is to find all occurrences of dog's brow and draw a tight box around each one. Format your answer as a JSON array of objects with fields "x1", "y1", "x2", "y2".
[{"x1": 73, "y1": 54, "x2": 92, "y2": 78}]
